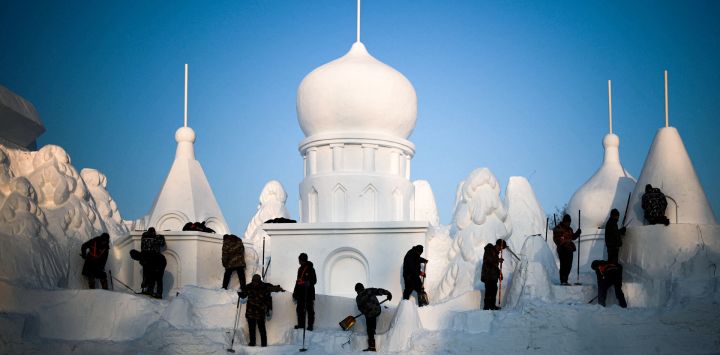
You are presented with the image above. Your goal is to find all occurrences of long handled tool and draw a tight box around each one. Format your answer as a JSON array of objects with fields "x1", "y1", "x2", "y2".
[
  {"x1": 498, "y1": 254, "x2": 504, "y2": 308},
  {"x1": 108, "y1": 269, "x2": 114, "y2": 291},
  {"x1": 227, "y1": 293, "x2": 243, "y2": 353},
  {"x1": 575, "y1": 210, "x2": 582, "y2": 285},
  {"x1": 418, "y1": 263, "x2": 429, "y2": 307},
  {"x1": 545, "y1": 217, "x2": 549, "y2": 242},
  {"x1": 299, "y1": 285, "x2": 309, "y2": 352},
  {"x1": 339, "y1": 298, "x2": 390, "y2": 331},
  {"x1": 261, "y1": 236, "x2": 266, "y2": 277},
  {"x1": 111, "y1": 274, "x2": 141, "y2": 294},
  {"x1": 621, "y1": 192, "x2": 631, "y2": 227}
]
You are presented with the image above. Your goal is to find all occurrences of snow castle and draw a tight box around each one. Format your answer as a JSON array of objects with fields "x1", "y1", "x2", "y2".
[{"x1": 263, "y1": 41, "x2": 436, "y2": 299}]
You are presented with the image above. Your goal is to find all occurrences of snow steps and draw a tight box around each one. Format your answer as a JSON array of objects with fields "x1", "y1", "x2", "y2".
[{"x1": 551, "y1": 283, "x2": 597, "y2": 304}]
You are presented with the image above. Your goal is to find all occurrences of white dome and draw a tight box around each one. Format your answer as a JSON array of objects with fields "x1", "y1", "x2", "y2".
[
  {"x1": 296, "y1": 42, "x2": 417, "y2": 139},
  {"x1": 567, "y1": 133, "x2": 636, "y2": 229}
]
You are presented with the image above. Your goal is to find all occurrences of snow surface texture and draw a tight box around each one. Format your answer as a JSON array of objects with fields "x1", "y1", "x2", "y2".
[
  {"x1": 0, "y1": 144, "x2": 128, "y2": 289},
  {"x1": 413, "y1": 179, "x2": 440, "y2": 226}
]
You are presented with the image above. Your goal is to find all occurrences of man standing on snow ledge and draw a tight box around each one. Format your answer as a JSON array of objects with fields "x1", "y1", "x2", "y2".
[
  {"x1": 481, "y1": 239, "x2": 506, "y2": 310},
  {"x1": 605, "y1": 209, "x2": 626, "y2": 263},
  {"x1": 402, "y1": 245, "x2": 428, "y2": 306},
  {"x1": 221, "y1": 234, "x2": 246, "y2": 291},
  {"x1": 355, "y1": 283, "x2": 392, "y2": 352},
  {"x1": 553, "y1": 214, "x2": 581, "y2": 285},
  {"x1": 80, "y1": 232, "x2": 110, "y2": 289},
  {"x1": 293, "y1": 253, "x2": 316, "y2": 331}
]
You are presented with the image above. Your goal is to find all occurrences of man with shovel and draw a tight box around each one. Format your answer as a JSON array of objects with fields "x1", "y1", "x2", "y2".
[{"x1": 354, "y1": 283, "x2": 392, "y2": 352}]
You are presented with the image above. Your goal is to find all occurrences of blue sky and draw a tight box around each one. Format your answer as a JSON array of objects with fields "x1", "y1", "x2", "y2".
[{"x1": 1, "y1": 0, "x2": 718, "y2": 233}]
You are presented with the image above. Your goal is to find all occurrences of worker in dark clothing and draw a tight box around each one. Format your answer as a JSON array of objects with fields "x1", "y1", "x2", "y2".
[
  {"x1": 553, "y1": 214, "x2": 581, "y2": 285},
  {"x1": 481, "y1": 239, "x2": 506, "y2": 310},
  {"x1": 130, "y1": 249, "x2": 166, "y2": 299},
  {"x1": 355, "y1": 283, "x2": 392, "y2": 352},
  {"x1": 605, "y1": 209, "x2": 626, "y2": 263},
  {"x1": 591, "y1": 260, "x2": 628, "y2": 308},
  {"x1": 81, "y1": 233, "x2": 111, "y2": 289},
  {"x1": 292, "y1": 253, "x2": 316, "y2": 331},
  {"x1": 140, "y1": 227, "x2": 167, "y2": 298},
  {"x1": 402, "y1": 245, "x2": 428, "y2": 306},
  {"x1": 642, "y1": 184, "x2": 670, "y2": 226},
  {"x1": 238, "y1": 274, "x2": 284, "y2": 347},
  {"x1": 221, "y1": 234, "x2": 246, "y2": 291}
]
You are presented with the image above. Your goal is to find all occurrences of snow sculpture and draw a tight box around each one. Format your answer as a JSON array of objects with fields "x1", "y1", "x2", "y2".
[
  {"x1": 436, "y1": 168, "x2": 512, "y2": 300},
  {"x1": 81, "y1": 168, "x2": 128, "y2": 238},
  {"x1": 567, "y1": 133, "x2": 636, "y2": 230},
  {"x1": 241, "y1": 180, "x2": 291, "y2": 277},
  {"x1": 625, "y1": 127, "x2": 716, "y2": 226},
  {"x1": 0, "y1": 144, "x2": 122, "y2": 289},
  {"x1": 296, "y1": 42, "x2": 418, "y2": 223},
  {"x1": 505, "y1": 235, "x2": 559, "y2": 307},
  {"x1": 139, "y1": 125, "x2": 230, "y2": 234},
  {"x1": 413, "y1": 180, "x2": 439, "y2": 226},
  {"x1": 0, "y1": 85, "x2": 45, "y2": 149},
  {"x1": 505, "y1": 176, "x2": 546, "y2": 254},
  {"x1": 242, "y1": 180, "x2": 291, "y2": 244}
]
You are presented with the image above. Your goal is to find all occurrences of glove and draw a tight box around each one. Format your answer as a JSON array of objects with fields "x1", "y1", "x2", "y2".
[
  {"x1": 499, "y1": 273, "x2": 504, "y2": 280},
  {"x1": 387, "y1": 293, "x2": 392, "y2": 301},
  {"x1": 419, "y1": 271, "x2": 426, "y2": 277},
  {"x1": 499, "y1": 258, "x2": 504, "y2": 263}
]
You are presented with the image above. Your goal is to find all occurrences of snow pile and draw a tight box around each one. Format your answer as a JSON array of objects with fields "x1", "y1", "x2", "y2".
[
  {"x1": 385, "y1": 300, "x2": 423, "y2": 352},
  {"x1": 417, "y1": 291, "x2": 481, "y2": 330},
  {"x1": 162, "y1": 285, "x2": 238, "y2": 330},
  {"x1": 0, "y1": 280, "x2": 162, "y2": 341},
  {"x1": 0, "y1": 144, "x2": 129, "y2": 289},
  {"x1": 436, "y1": 168, "x2": 512, "y2": 300}
]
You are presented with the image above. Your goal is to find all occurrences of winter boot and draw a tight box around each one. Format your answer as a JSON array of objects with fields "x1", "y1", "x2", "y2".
[{"x1": 363, "y1": 339, "x2": 376, "y2": 352}]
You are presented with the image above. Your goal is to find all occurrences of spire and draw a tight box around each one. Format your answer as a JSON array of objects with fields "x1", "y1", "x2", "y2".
[
  {"x1": 176, "y1": 64, "x2": 195, "y2": 160},
  {"x1": 356, "y1": 0, "x2": 361, "y2": 43},
  {"x1": 664, "y1": 70, "x2": 669, "y2": 128},
  {"x1": 184, "y1": 63, "x2": 189, "y2": 127},
  {"x1": 608, "y1": 80, "x2": 613, "y2": 134}
]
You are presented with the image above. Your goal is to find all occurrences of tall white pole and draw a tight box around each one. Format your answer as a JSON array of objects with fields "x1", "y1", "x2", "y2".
[
  {"x1": 664, "y1": 70, "x2": 669, "y2": 128},
  {"x1": 184, "y1": 64, "x2": 188, "y2": 127},
  {"x1": 608, "y1": 80, "x2": 613, "y2": 134},
  {"x1": 356, "y1": 0, "x2": 361, "y2": 43}
]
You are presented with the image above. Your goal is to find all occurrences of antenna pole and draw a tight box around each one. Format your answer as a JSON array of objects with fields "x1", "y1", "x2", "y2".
[
  {"x1": 665, "y1": 70, "x2": 668, "y2": 127},
  {"x1": 356, "y1": 0, "x2": 361, "y2": 43},
  {"x1": 608, "y1": 80, "x2": 613, "y2": 134},
  {"x1": 184, "y1": 64, "x2": 188, "y2": 127}
]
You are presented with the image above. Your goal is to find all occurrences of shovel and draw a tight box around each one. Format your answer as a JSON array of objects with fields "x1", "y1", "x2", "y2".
[{"x1": 339, "y1": 298, "x2": 389, "y2": 331}]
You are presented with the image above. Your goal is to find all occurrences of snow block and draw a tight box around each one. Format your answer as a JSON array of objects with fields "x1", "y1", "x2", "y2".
[
  {"x1": 451, "y1": 309, "x2": 496, "y2": 334},
  {"x1": 386, "y1": 300, "x2": 423, "y2": 352},
  {"x1": 417, "y1": 291, "x2": 481, "y2": 330}
]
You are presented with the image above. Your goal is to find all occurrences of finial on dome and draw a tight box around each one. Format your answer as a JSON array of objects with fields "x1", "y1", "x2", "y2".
[
  {"x1": 608, "y1": 80, "x2": 613, "y2": 134},
  {"x1": 664, "y1": 70, "x2": 669, "y2": 128},
  {"x1": 356, "y1": 0, "x2": 361, "y2": 43},
  {"x1": 184, "y1": 64, "x2": 189, "y2": 127}
]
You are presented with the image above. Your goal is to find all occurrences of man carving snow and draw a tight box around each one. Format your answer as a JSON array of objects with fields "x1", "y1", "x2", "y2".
[
  {"x1": 481, "y1": 239, "x2": 506, "y2": 310},
  {"x1": 553, "y1": 214, "x2": 581, "y2": 285},
  {"x1": 355, "y1": 283, "x2": 392, "y2": 352}
]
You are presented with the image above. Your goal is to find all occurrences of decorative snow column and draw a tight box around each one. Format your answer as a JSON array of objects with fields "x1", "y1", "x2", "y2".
[{"x1": 265, "y1": 41, "x2": 429, "y2": 300}]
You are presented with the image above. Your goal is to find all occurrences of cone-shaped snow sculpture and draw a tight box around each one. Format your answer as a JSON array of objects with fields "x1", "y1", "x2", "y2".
[
  {"x1": 567, "y1": 133, "x2": 636, "y2": 229},
  {"x1": 506, "y1": 176, "x2": 546, "y2": 254},
  {"x1": 143, "y1": 126, "x2": 229, "y2": 234},
  {"x1": 386, "y1": 300, "x2": 423, "y2": 352},
  {"x1": 626, "y1": 127, "x2": 716, "y2": 226}
]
